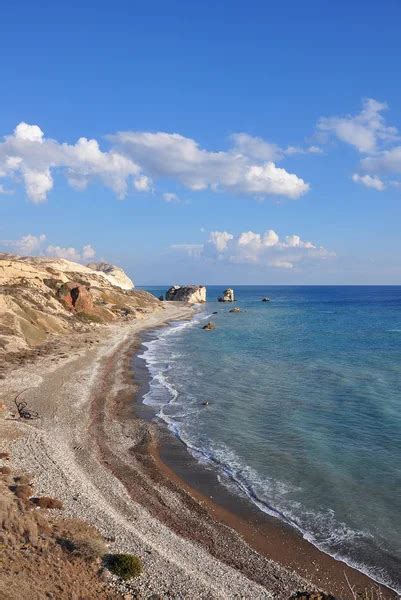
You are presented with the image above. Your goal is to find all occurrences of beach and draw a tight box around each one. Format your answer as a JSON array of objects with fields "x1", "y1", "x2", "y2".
[{"x1": 0, "y1": 301, "x2": 396, "y2": 599}]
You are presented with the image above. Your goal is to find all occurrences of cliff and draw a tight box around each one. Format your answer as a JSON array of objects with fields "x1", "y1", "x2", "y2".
[
  {"x1": 86, "y1": 262, "x2": 134, "y2": 290},
  {"x1": 0, "y1": 253, "x2": 160, "y2": 354}
]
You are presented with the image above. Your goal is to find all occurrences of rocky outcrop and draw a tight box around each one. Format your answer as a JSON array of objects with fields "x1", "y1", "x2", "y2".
[
  {"x1": 166, "y1": 285, "x2": 206, "y2": 304},
  {"x1": 86, "y1": 262, "x2": 134, "y2": 290},
  {"x1": 57, "y1": 282, "x2": 93, "y2": 313},
  {"x1": 218, "y1": 288, "x2": 235, "y2": 302},
  {"x1": 0, "y1": 253, "x2": 161, "y2": 353}
]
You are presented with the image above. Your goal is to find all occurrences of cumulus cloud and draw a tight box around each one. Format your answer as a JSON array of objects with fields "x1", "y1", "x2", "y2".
[
  {"x1": 109, "y1": 131, "x2": 310, "y2": 199},
  {"x1": 0, "y1": 123, "x2": 312, "y2": 203},
  {"x1": 352, "y1": 173, "x2": 385, "y2": 191},
  {"x1": 0, "y1": 123, "x2": 141, "y2": 202},
  {"x1": 173, "y1": 229, "x2": 334, "y2": 270},
  {"x1": 0, "y1": 233, "x2": 95, "y2": 262},
  {"x1": 318, "y1": 98, "x2": 398, "y2": 153},
  {"x1": 46, "y1": 243, "x2": 95, "y2": 262}
]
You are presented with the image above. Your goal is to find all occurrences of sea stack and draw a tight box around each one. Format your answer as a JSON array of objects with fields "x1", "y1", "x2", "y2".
[
  {"x1": 166, "y1": 285, "x2": 207, "y2": 304},
  {"x1": 218, "y1": 288, "x2": 235, "y2": 302}
]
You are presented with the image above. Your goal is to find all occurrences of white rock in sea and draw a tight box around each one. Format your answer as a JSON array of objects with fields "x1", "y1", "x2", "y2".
[
  {"x1": 218, "y1": 288, "x2": 235, "y2": 302},
  {"x1": 86, "y1": 262, "x2": 134, "y2": 290},
  {"x1": 166, "y1": 285, "x2": 206, "y2": 304}
]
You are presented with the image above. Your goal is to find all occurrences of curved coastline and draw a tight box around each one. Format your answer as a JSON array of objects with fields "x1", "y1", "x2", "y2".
[
  {"x1": 1, "y1": 302, "x2": 396, "y2": 599},
  {"x1": 136, "y1": 310, "x2": 399, "y2": 598}
]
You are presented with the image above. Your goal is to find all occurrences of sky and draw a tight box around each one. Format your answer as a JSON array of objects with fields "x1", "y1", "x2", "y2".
[{"x1": 1, "y1": 0, "x2": 401, "y2": 284}]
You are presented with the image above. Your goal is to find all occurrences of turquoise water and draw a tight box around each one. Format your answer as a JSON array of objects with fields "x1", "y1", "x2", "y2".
[{"x1": 139, "y1": 286, "x2": 401, "y2": 592}]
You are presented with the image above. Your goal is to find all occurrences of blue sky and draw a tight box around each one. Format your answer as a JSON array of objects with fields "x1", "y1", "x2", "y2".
[{"x1": 1, "y1": 0, "x2": 401, "y2": 284}]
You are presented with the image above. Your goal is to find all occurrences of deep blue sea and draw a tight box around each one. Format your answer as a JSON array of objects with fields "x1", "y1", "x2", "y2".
[{"x1": 139, "y1": 286, "x2": 401, "y2": 592}]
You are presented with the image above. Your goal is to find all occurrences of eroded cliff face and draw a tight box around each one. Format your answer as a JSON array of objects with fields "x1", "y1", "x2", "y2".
[
  {"x1": 86, "y1": 262, "x2": 134, "y2": 290},
  {"x1": 0, "y1": 254, "x2": 160, "y2": 354},
  {"x1": 165, "y1": 285, "x2": 206, "y2": 304}
]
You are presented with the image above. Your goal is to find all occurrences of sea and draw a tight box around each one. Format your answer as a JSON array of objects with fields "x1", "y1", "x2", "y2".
[{"x1": 138, "y1": 286, "x2": 401, "y2": 592}]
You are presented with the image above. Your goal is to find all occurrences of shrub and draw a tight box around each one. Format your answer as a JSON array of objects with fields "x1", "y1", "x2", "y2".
[
  {"x1": 13, "y1": 484, "x2": 32, "y2": 500},
  {"x1": 31, "y1": 496, "x2": 64, "y2": 509},
  {"x1": 106, "y1": 553, "x2": 143, "y2": 580},
  {"x1": 59, "y1": 535, "x2": 107, "y2": 561}
]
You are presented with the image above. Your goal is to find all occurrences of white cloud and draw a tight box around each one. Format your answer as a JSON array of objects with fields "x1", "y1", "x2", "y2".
[
  {"x1": 14, "y1": 122, "x2": 44, "y2": 143},
  {"x1": 318, "y1": 98, "x2": 398, "y2": 153},
  {"x1": 109, "y1": 131, "x2": 309, "y2": 200},
  {"x1": 22, "y1": 168, "x2": 53, "y2": 202},
  {"x1": 46, "y1": 245, "x2": 83, "y2": 261},
  {"x1": 0, "y1": 233, "x2": 96, "y2": 262},
  {"x1": 134, "y1": 175, "x2": 151, "y2": 192},
  {"x1": 231, "y1": 132, "x2": 281, "y2": 161},
  {"x1": 284, "y1": 145, "x2": 323, "y2": 155},
  {"x1": 0, "y1": 123, "x2": 141, "y2": 202},
  {"x1": 208, "y1": 231, "x2": 234, "y2": 252},
  {"x1": 81, "y1": 244, "x2": 95, "y2": 259},
  {"x1": 352, "y1": 173, "x2": 385, "y2": 191},
  {"x1": 14, "y1": 233, "x2": 46, "y2": 254},
  {"x1": 175, "y1": 229, "x2": 334, "y2": 270},
  {"x1": 361, "y1": 146, "x2": 401, "y2": 175},
  {"x1": 0, "y1": 123, "x2": 312, "y2": 202},
  {"x1": 162, "y1": 192, "x2": 181, "y2": 203}
]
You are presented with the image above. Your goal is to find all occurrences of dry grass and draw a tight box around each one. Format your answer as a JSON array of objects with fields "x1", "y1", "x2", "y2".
[
  {"x1": 31, "y1": 496, "x2": 64, "y2": 509},
  {"x1": 58, "y1": 534, "x2": 108, "y2": 561}
]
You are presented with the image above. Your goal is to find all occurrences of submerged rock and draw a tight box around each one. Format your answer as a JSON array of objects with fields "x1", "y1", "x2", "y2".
[
  {"x1": 166, "y1": 285, "x2": 206, "y2": 304},
  {"x1": 218, "y1": 288, "x2": 235, "y2": 302},
  {"x1": 202, "y1": 322, "x2": 216, "y2": 330},
  {"x1": 229, "y1": 307, "x2": 241, "y2": 313}
]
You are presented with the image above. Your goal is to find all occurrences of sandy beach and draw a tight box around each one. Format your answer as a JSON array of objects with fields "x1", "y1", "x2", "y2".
[{"x1": 0, "y1": 302, "x2": 396, "y2": 599}]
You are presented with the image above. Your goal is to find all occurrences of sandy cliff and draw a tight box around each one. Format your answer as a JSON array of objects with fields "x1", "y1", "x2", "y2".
[{"x1": 0, "y1": 253, "x2": 160, "y2": 354}]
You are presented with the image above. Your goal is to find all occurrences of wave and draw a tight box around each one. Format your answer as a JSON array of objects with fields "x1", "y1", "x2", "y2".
[{"x1": 137, "y1": 313, "x2": 401, "y2": 594}]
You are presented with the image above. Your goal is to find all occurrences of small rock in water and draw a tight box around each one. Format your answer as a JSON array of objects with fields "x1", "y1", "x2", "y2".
[
  {"x1": 229, "y1": 307, "x2": 241, "y2": 313},
  {"x1": 218, "y1": 287, "x2": 235, "y2": 302},
  {"x1": 202, "y1": 401, "x2": 209, "y2": 406},
  {"x1": 262, "y1": 297, "x2": 271, "y2": 302},
  {"x1": 202, "y1": 322, "x2": 216, "y2": 330}
]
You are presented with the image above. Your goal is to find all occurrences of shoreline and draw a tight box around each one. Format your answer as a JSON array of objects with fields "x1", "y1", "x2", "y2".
[
  {"x1": 0, "y1": 303, "x2": 396, "y2": 599},
  {"x1": 133, "y1": 314, "x2": 398, "y2": 599}
]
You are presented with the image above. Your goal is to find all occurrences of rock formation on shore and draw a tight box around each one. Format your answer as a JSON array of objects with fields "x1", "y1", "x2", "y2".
[
  {"x1": 218, "y1": 288, "x2": 235, "y2": 302},
  {"x1": 0, "y1": 253, "x2": 160, "y2": 354},
  {"x1": 86, "y1": 262, "x2": 134, "y2": 290},
  {"x1": 166, "y1": 285, "x2": 206, "y2": 304}
]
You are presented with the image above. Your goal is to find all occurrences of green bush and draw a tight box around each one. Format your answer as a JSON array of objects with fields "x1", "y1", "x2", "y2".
[{"x1": 107, "y1": 553, "x2": 143, "y2": 580}]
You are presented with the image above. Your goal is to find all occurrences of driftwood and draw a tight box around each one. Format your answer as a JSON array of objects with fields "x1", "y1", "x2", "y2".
[{"x1": 14, "y1": 389, "x2": 39, "y2": 420}]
